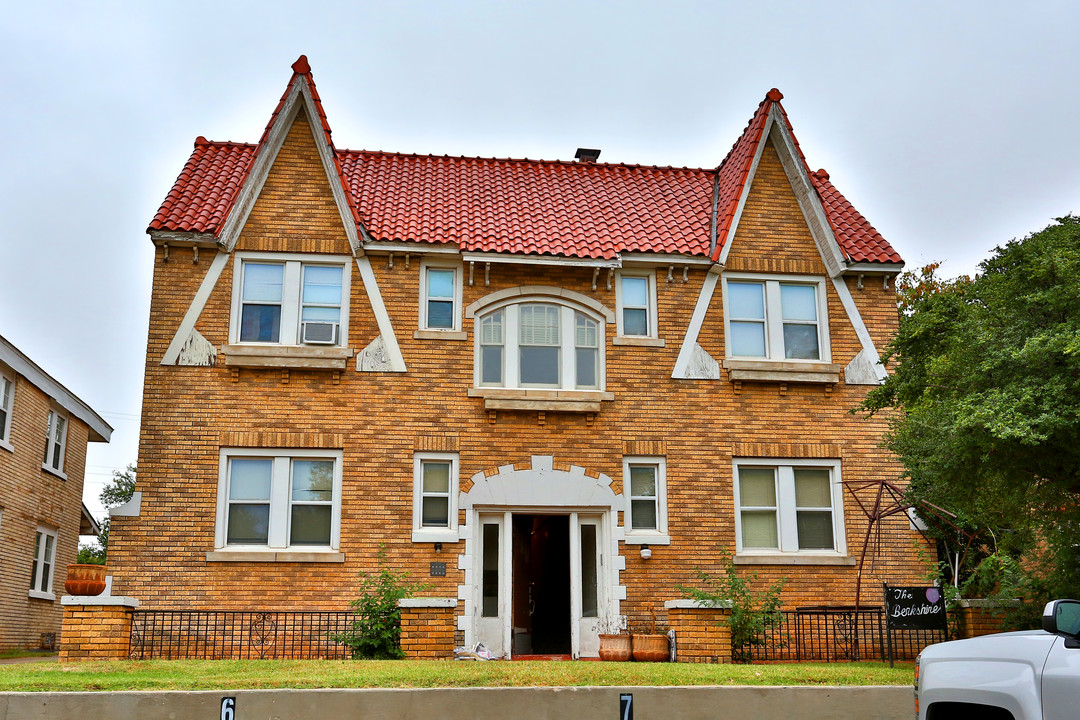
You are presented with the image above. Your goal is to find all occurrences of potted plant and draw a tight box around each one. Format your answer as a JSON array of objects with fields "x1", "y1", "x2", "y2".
[
  {"x1": 65, "y1": 563, "x2": 107, "y2": 596},
  {"x1": 631, "y1": 610, "x2": 670, "y2": 662},
  {"x1": 598, "y1": 615, "x2": 632, "y2": 661}
]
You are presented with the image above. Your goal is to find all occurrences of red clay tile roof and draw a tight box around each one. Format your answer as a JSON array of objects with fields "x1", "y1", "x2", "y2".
[
  {"x1": 149, "y1": 60, "x2": 901, "y2": 265},
  {"x1": 811, "y1": 169, "x2": 901, "y2": 263}
]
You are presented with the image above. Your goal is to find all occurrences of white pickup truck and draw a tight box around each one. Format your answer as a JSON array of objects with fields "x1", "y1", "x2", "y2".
[{"x1": 915, "y1": 599, "x2": 1080, "y2": 720}]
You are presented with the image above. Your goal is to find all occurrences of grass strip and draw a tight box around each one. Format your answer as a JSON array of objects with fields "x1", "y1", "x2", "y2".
[{"x1": 0, "y1": 659, "x2": 913, "y2": 692}]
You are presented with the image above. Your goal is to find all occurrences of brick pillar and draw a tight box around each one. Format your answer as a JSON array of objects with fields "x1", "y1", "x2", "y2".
[
  {"x1": 664, "y1": 600, "x2": 733, "y2": 663},
  {"x1": 59, "y1": 596, "x2": 140, "y2": 662},
  {"x1": 398, "y1": 598, "x2": 457, "y2": 659},
  {"x1": 956, "y1": 599, "x2": 1016, "y2": 638}
]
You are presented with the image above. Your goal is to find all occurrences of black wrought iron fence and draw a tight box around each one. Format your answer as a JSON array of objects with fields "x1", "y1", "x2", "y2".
[
  {"x1": 128, "y1": 610, "x2": 354, "y2": 660},
  {"x1": 746, "y1": 606, "x2": 943, "y2": 662}
]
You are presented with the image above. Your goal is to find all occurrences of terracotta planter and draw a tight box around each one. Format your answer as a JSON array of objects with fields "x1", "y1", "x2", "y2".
[
  {"x1": 598, "y1": 633, "x2": 633, "y2": 661},
  {"x1": 631, "y1": 633, "x2": 669, "y2": 662},
  {"x1": 65, "y1": 564, "x2": 106, "y2": 596}
]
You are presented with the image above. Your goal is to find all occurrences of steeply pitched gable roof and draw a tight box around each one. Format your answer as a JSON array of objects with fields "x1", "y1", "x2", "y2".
[{"x1": 149, "y1": 58, "x2": 901, "y2": 267}]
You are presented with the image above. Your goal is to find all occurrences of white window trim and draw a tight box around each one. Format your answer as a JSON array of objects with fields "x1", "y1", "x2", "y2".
[
  {"x1": 721, "y1": 272, "x2": 831, "y2": 363},
  {"x1": 228, "y1": 252, "x2": 352, "y2": 347},
  {"x1": 732, "y1": 457, "x2": 847, "y2": 560},
  {"x1": 0, "y1": 369, "x2": 14, "y2": 453},
  {"x1": 41, "y1": 409, "x2": 68, "y2": 479},
  {"x1": 622, "y1": 456, "x2": 670, "y2": 545},
  {"x1": 615, "y1": 270, "x2": 659, "y2": 340},
  {"x1": 29, "y1": 525, "x2": 57, "y2": 600},
  {"x1": 412, "y1": 452, "x2": 459, "y2": 543},
  {"x1": 472, "y1": 297, "x2": 607, "y2": 391},
  {"x1": 213, "y1": 447, "x2": 343, "y2": 554},
  {"x1": 418, "y1": 260, "x2": 463, "y2": 333}
]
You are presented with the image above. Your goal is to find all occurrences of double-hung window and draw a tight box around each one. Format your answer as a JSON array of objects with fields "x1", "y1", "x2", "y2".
[
  {"x1": 723, "y1": 274, "x2": 829, "y2": 361},
  {"x1": 476, "y1": 301, "x2": 604, "y2": 390},
  {"x1": 232, "y1": 253, "x2": 350, "y2": 346},
  {"x1": 216, "y1": 448, "x2": 342, "y2": 552},
  {"x1": 616, "y1": 272, "x2": 658, "y2": 339},
  {"x1": 412, "y1": 452, "x2": 459, "y2": 543},
  {"x1": 30, "y1": 526, "x2": 56, "y2": 599},
  {"x1": 623, "y1": 457, "x2": 669, "y2": 544},
  {"x1": 42, "y1": 410, "x2": 67, "y2": 476},
  {"x1": 0, "y1": 371, "x2": 13, "y2": 448},
  {"x1": 419, "y1": 262, "x2": 462, "y2": 332},
  {"x1": 734, "y1": 459, "x2": 845, "y2": 557}
]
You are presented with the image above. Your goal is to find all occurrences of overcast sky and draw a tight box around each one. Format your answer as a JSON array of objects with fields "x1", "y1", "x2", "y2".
[{"x1": 2, "y1": 1, "x2": 1078, "y2": 522}]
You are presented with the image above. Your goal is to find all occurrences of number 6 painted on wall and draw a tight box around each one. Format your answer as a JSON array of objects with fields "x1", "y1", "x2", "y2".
[{"x1": 221, "y1": 697, "x2": 236, "y2": 720}]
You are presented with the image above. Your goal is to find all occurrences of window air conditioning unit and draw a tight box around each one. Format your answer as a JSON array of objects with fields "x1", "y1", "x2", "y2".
[{"x1": 301, "y1": 321, "x2": 338, "y2": 345}]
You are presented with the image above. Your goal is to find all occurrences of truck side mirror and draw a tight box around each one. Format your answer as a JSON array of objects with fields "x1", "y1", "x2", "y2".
[{"x1": 1042, "y1": 599, "x2": 1080, "y2": 637}]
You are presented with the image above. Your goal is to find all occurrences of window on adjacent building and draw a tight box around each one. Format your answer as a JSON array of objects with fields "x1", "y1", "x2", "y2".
[
  {"x1": 734, "y1": 460, "x2": 845, "y2": 555},
  {"x1": 419, "y1": 263, "x2": 462, "y2": 331},
  {"x1": 412, "y1": 452, "x2": 459, "y2": 543},
  {"x1": 231, "y1": 254, "x2": 350, "y2": 346},
  {"x1": 30, "y1": 526, "x2": 56, "y2": 597},
  {"x1": 0, "y1": 371, "x2": 13, "y2": 447},
  {"x1": 616, "y1": 272, "x2": 657, "y2": 338},
  {"x1": 723, "y1": 275, "x2": 829, "y2": 361},
  {"x1": 216, "y1": 449, "x2": 342, "y2": 550},
  {"x1": 42, "y1": 410, "x2": 67, "y2": 474},
  {"x1": 475, "y1": 301, "x2": 604, "y2": 390},
  {"x1": 622, "y1": 456, "x2": 669, "y2": 544}
]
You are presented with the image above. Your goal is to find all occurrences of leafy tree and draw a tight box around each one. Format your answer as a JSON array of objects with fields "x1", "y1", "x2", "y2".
[
  {"x1": 77, "y1": 464, "x2": 136, "y2": 564},
  {"x1": 862, "y1": 216, "x2": 1080, "y2": 605}
]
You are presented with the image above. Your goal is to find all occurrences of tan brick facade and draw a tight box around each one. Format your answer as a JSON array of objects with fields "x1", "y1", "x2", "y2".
[
  {"x1": 668, "y1": 608, "x2": 733, "y2": 663},
  {"x1": 0, "y1": 356, "x2": 99, "y2": 650},
  {"x1": 58, "y1": 604, "x2": 132, "y2": 661},
  {"x1": 108, "y1": 105, "x2": 930, "y2": 660},
  {"x1": 400, "y1": 605, "x2": 457, "y2": 659}
]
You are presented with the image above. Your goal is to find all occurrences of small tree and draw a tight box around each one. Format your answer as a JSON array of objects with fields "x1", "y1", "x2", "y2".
[
  {"x1": 678, "y1": 555, "x2": 786, "y2": 663},
  {"x1": 77, "y1": 464, "x2": 135, "y2": 564},
  {"x1": 332, "y1": 549, "x2": 430, "y2": 659}
]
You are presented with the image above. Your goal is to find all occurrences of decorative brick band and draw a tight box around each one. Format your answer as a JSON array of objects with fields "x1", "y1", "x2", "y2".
[
  {"x1": 415, "y1": 435, "x2": 460, "y2": 452},
  {"x1": 724, "y1": 257, "x2": 827, "y2": 275},
  {"x1": 730, "y1": 442, "x2": 842, "y2": 459},
  {"x1": 219, "y1": 432, "x2": 344, "y2": 448},
  {"x1": 624, "y1": 440, "x2": 666, "y2": 456}
]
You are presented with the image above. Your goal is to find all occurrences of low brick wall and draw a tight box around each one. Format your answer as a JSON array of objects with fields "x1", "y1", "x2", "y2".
[
  {"x1": 956, "y1": 600, "x2": 1016, "y2": 638},
  {"x1": 398, "y1": 598, "x2": 457, "y2": 659},
  {"x1": 665, "y1": 600, "x2": 732, "y2": 663},
  {"x1": 59, "y1": 597, "x2": 139, "y2": 662}
]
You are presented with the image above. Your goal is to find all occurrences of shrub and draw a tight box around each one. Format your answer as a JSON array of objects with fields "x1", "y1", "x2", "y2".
[{"x1": 332, "y1": 551, "x2": 429, "y2": 659}]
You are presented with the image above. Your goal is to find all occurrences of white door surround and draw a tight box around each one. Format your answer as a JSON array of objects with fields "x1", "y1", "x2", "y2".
[{"x1": 457, "y1": 456, "x2": 627, "y2": 658}]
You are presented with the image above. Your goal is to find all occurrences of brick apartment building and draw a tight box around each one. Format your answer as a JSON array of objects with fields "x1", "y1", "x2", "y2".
[
  {"x1": 0, "y1": 335, "x2": 111, "y2": 650},
  {"x1": 106, "y1": 56, "x2": 929, "y2": 659}
]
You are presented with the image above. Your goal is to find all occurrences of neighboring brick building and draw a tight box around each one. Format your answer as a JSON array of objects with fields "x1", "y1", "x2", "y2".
[
  {"x1": 0, "y1": 335, "x2": 111, "y2": 650},
  {"x1": 107, "y1": 56, "x2": 930, "y2": 659}
]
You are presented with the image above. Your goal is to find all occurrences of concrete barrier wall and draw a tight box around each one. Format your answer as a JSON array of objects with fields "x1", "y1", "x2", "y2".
[{"x1": 0, "y1": 685, "x2": 914, "y2": 720}]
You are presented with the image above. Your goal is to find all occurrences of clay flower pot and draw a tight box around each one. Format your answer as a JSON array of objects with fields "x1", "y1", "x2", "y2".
[
  {"x1": 65, "y1": 564, "x2": 106, "y2": 596},
  {"x1": 598, "y1": 633, "x2": 633, "y2": 661},
  {"x1": 631, "y1": 633, "x2": 669, "y2": 662}
]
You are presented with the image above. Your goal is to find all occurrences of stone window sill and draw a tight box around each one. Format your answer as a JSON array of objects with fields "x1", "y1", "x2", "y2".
[
  {"x1": 414, "y1": 329, "x2": 468, "y2": 341},
  {"x1": 28, "y1": 589, "x2": 56, "y2": 601},
  {"x1": 722, "y1": 359, "x2": 841, "y2": 384},
  {"x1": 613, "y1": 336, "x2": 665, "y2": 347},
  {"x1": 467, "y1": 387, "x2": 614, "y2": 413},
  {"x1": 733, "y1": 553, "x2": 856, "y2": 566},
  {"x1": 622, "y1": 532, "x2": 671, "y2": 546},
  {"x1": 221, "y1": 345, "x2": 354, "y2": 370},
  {"x1": 0, "y1": 439, "x2": 13, "y2": 454},
  {"x1": 206, "y1": 550, "x2": 346, "y2": 563},
  {"x1": 411, "y1": 529, "x2": 460, "y2": 544},
  {"x1": 41, "y1": 464, "x2": 67, "y2": 481}
]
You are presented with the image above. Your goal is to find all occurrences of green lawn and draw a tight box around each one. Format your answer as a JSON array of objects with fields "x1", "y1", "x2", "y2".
[{"x1": 0, "y1": 659, "x2": 913, "y2": 692}]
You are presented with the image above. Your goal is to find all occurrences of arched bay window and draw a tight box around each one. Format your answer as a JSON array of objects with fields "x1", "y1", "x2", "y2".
[{"x1": 474, "y1": 296, "x2": 606, "y2": 391}]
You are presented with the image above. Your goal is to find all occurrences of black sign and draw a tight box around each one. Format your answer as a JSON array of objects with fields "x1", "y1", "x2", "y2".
[
  {"x1": 430, "y1": 562, "x2": 446, "y2": 577},
  {"x1": 885, "y1": 586, "x2": 947, "y2": 630},
  {"x1": 619, "y1": 693, "x2": 633, "y2": 720}
]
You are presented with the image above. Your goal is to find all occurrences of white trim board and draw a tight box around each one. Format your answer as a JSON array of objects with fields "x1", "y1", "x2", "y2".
[
  {"x1": 671, "y1": 269, "x2": 720, "y2": 379},
  {"x1": 161, "y1": 251, "x2": 230, "y2": 365},
  {"x1": 355, "y1": 256, "x2": 406, "y2": 372}
]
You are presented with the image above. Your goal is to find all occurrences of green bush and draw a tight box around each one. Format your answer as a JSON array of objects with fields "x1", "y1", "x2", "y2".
[
  {"x1": 678, "y1": 555, "x2": 786, "y2": 663},
  {"x1": 333, "y1": 552, "x2": 429, "y2": 659}
]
